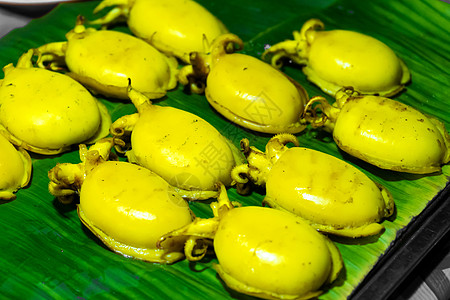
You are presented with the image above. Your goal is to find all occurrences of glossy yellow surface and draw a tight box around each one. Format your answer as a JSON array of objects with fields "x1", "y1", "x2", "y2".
[
  {"x1": 332, "y1": 95, "x2": 450, "y2": 174},
  {"x1": 0, "y1": 53, "x2": 110, "y2": 154},
  {"x1": 231, "y1": 134, "x2": 394, "y2": 238},
  {"x1": 0, "y1": 134, "x2": 31, "y2": 200},
  {"x1": 264, "y1": 18, "x2": 410, "y2": 97},
  {"x1": 304, "y1": 29, "x2": 409, "y2": 96},
  {"x1": 178, "y1": 33, "x2": 308, "y2": 134},
  {"x1": 36, "y1": 21, "x2": 178, "y2": 99},
  {"x1": 206, "y1": 53, "x2": 307, "y2": 134},
  {"x1": 78, "y1": 161, "x2": 193, "y2": 263},
  {"x1": 92, "y1": 0, "x2": 228, "y2": 63},
  {"x1": 128, "y1": 105, "x2": 240, "y2": 190},
  {"x1": 213, "y1": 206, "x2": 342, "y2": 299},
  {"x1": 157, "y1": 183, "x2": 343, "y2": 298},
  {"x1": 265, "y1": 147, "x2": 393, "y2": 237}
]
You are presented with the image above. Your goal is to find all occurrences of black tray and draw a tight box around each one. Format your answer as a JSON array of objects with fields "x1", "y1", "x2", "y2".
[{"x1": 351, "y1": 181, "x2": 450, "y2": 299}]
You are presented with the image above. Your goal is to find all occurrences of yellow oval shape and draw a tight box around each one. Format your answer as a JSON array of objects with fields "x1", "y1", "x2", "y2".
[
  {"x1": 305, "y1": 29, "x2": 409, "y2": 96},
  {"x1": 0, "y1": 134, "x2": 31, "y2": 200},
  {"x1": 128, "y1": 0, "x2": 228, "y2": 62},
  {"x1": 214, "y1": 206, "x2": 342, "y2": 299},
  {"x1": 334, "y1": 96, "x2": 450, "y2": 173},
  {"x1": 64, "y1": 29, "x2": 178, "y2": 99},
  {"x1": 0, "y1": 66, "x2": 108, "y2": 154},
  {"x1": 206, "y1": 53, "x2": 307, "y2": 134},
  {"x1": 264, "y1": 19, "x2": 410, "y2": 97},
  {"x1": 92, "y1": 0, "x2": 228, "y2": 63},
  {"x1": 265, "y1": 147, "x2": 393, "y2": 237},
  {"x1": 129, "y1": 105, "x2": 240, "y2": 190},
  {"x1": 79, "y1": 161, "x2": 192, "y2": 263}
]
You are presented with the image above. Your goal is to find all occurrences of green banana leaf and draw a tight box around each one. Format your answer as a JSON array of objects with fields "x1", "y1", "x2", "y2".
[{"x1": 0, "y1": 0, "x2": 449, "y2": 299}]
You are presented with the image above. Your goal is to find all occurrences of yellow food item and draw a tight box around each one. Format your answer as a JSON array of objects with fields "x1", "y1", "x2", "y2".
[
  {"x1": 111, "y1": 83, "x2": 244, "y2": 192},
  {"x1": 79, "y1": 160, "x2": 193, "y2": 263},
  {"x1": 48, "y1": 138, "x2": 198, "y2": 263},
  {"x1": 0, "y1": 134, "x2": 32, "y2": 200},
  {"x1": 91, "y1": 0, "x2": 228, "y2": 63},
  {"x1": 159, "y1": 183, "x2": 343, "y2": 299},
  {"x1": 35, "y1": 16, "x2": 178, "y2": 99},
  {"x1": 178, "y1": 34, "x2": 308, "y2": 134},
  {"x1": 263, "y1": 18, "x2": 410, "y2": 97},
  {"x1": 232, "y1": 134, "x2": 394, "y2": 238},
  {"x1": 0, "y1": 50, "x2": 111, "y2": 155},
  {"x1": 303, "y1": 88, "x2": 450, "y2": 174}
]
